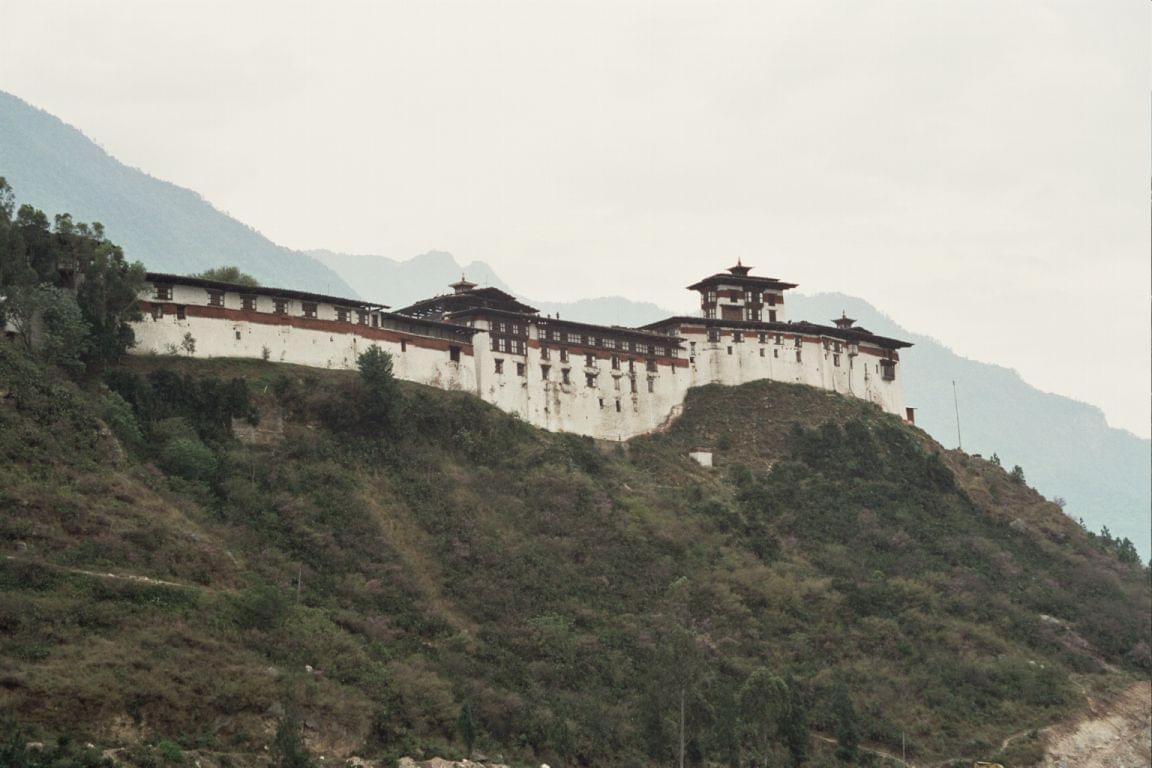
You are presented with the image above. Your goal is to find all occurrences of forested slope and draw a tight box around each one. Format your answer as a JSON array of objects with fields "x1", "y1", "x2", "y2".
[{"x1": 0, "y1": 348, "x2": 1147, "y2": 768}]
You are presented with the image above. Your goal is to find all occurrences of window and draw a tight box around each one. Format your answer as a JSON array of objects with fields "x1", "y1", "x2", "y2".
[
  {"x1": 604, "y1": 337, "x2": 616, "y2": 350},
  {"x1": 401, "y1": 339, "x2": 408, "y2": 352},
  {"x1": 302, "y1": 302, "x2": 318, "y2": 319},
  {"x1": 337, "y1": 308, "x2": 350, "y2": 323},
  {"x1": 540, "y1": 346, "x2": 551, "y2": 360},
  {"x1": 727, "y1": 346, "x2": 733, "y2": 355},
  {"x1": 449, "y1": 345, "x2": 460, "y2": 363},
  {"x1": 707, "y1": 329, "x2": 720, "y2": 343},
  {"x1": 562, "y1": 369, "x2": 570, "y2": 384},
  {"x1": 655, "y1": 346, "x2": 666, "y2": 357},
  {"x1": 274, "y1": 299, "x2": 289, "y2": 315},
  {"x1": 235, "y1": 330, "x2": 242, "y2": 340},
  {"x1": 208, "y1": 290, "x2": 224, "y2": 307},
  {"x1": 706, "y1": 289, "x2": 717, "y2": 304},
  {"x1": 357, "y1": 310, "x2": 369, "y2": 325},
  {"x1": 151, "y1": 305, "x2": 164, "y2": 320},
  {"x1": 154, "y1": 285, "x2": 173, "y2": 301},
  {"x1": 611, "y1": 355, "x2": 620, "y2": 370},
  {"x1": 794, "y1": 336, "x2": 802, "y2": 348},
  {"x1": 566, "y1": 332, "x2": 581, "y2": 344},
  {"x1": 775, "y1": 333, "x2": 783, "y2": 345},
  {"x1": 585, "y1": 353, "x2": 595, "y2": 368},
  {"x1": 773, "y1": 348, "x2": 779, "y2": 359},
  {"x1": 494, "y1": 359, "x2": 504, "y2": 374},
  {"x1": 371, "y1": 314, "x2": 379, "y2": 327},
  {"x1": 559, "y1": 348, "x2": 569, "y2": 363},
  {"x1": 241, "y1": 295, "x2": 257, "y2": 311},
  {"x1": 541, "y1": 364, "x2": 551, "y2": 379},
  {"x1": 516, "y1": 362, "x2": 525, "y2": 377},
  {"x1": 833, "y1": 353, "x2": 841, "y2": 367},
  {"x1": 758, "y1": 333, "x2": 767, "y2": 343},
  {"x1": 628, "y1": 358, "x2": 636, "y2": 373},
  {"x1": 614, "y1": 399, "x2": 622, "y2": 412},
  {"x1": 766, "y1": 293, "x2": 777, "y2": 306},
  {"x1": 759, "y1": 348, "x2": 765, "y2": 357},
  {"x1": 881, "y1": 360, "x2": 897, "y2": 381},
  {"x1": 598, "y1": 397, "x2": 605, "y2": 408},
  {"x1": 647, "y1": 378, "x2": 654, "y2": 393},
  {"x1": 769, "y1": 310, "x2": 777, "y2": 322},
  {"x1": 176, "y1": 305, "x2": 187, "y2": 320},
  {"x1": 646, "y1": 359, "x2": 657, "y2": 373},
  {"x1": 630, "y1": 376, "x2": 637, "y2": 394},
  {"x1": 732, "y1": 331, "x2": 743, "y2": 343},
  {"x1": 796, "y1": 349, "x2": 802, "y2": 362},
  {"x1": 585, "y1": 373, "x2": 595, "y2": 388}
]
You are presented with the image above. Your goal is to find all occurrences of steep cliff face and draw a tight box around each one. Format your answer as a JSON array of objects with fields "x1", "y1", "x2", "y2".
[{"x1": 0, "y1": 348, "x2": 1147, "y2": 767}]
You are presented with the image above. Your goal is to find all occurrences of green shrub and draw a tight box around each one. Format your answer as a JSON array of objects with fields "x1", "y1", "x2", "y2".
[{"x1": 158, "y1": 435, "x2": 218, "y2": 482}]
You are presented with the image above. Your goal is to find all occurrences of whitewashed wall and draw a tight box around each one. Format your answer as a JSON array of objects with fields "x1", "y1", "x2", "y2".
[
  {"x1": 129, "y1": 282, "x2": 906, "y2": 441},
  {"x1": 132, "y1": 284, "x2": 476, "y2": 392}
]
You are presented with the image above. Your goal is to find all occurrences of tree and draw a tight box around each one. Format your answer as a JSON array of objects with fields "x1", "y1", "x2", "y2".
[
  {"x1": 831, "y1": 680, "x2": 859, "y2": 763},
  {"x1": 40, "y1": 287, "x2": 90, "y2": 375},
  {"x1": 1009, "y1": 465, "x2": 1026, "y2": 485},
  {"x1": 659, "y1": 576, "x2": 709, "y2": 768},
  {"x1": 357, "y1": 345, "x2": 398, "y2": 433},
  {"x1": 457, "y1": 701, "x2": 477, "y2": 757},
  {"x1": 3, "y1": 283, "x2": 56, "y2": 353},
  {"x1": 778, "y1": 676, "x2": 809, "y2": 768},
  {"x1": 192, "y1": 265, "x2": 260, "y2": 286},
  {"x1": 272, "y1": 712, "x2": 314, "y2": 768},
  {"x1": 738, "y1": 668, "x2": 789, "y2": 767}
]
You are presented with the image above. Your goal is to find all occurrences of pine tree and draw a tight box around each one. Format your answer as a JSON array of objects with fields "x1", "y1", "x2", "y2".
[
  {"x1": 457, "y1": 701, "x2": 477, "y2": 757},
  {"x1": 831, "y1": 680, "x2": 859, "y2": 763}
]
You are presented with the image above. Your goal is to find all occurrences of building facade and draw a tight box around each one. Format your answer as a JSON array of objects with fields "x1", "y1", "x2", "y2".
[{"x1": 129, "y1": 263, "x2": 911, "y2": 440}]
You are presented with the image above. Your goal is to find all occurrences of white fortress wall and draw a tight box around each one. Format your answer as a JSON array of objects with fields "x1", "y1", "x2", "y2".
[
  {"x1": 133, "y1": 283, "x2": 477, "y2": 392},
  {"x1": 128, "y1": 271, "x2": 909, "y2": 441}
]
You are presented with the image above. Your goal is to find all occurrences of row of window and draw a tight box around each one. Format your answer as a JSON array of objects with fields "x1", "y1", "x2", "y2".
[
  {"x1": 703, "y1": 290, "x2": 781, "y2": 305},
  {"x1": 155, "y1": 286, "x2": 382, "y2": 325},
  {"x1": 493, "y1": 359, "x2": 659, "y2": 392},
  {"x1": 535, "y1": 328, "x2": 674, "y2": 357}
]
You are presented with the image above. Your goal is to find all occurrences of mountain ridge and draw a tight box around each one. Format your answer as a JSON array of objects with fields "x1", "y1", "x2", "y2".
[{"x1": 0, "y1": 90, "x2": 355, "y2": 295}]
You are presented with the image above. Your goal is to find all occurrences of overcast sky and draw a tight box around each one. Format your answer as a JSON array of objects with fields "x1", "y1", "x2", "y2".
[{"x1": 2, "y1": 0, "x2": 1149, "y2": 437}]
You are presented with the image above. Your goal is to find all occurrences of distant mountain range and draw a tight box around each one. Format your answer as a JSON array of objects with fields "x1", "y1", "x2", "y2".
[
  {"x1": 0, "y1": 91, "x2": 353, "y2": 295},
  {"x1": 2, "y1": 88, "x2": 1147, "y2": 558}
]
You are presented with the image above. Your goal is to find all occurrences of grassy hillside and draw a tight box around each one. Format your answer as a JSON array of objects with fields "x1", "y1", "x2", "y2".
[
  {"x1": 0, "y1": 345, "x2": 1147, "y2": 768},
  {"x1": 790, "y1": 292, "x2": 1152, "y2": 563},
  {"x1": 0, "y1": 91, "x2": 353, "y2": 295}
]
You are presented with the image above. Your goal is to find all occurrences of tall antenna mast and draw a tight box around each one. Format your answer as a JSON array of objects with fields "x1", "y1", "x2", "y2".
[{"x1": 952, "y1": 380, "x2": 963, "y2": 450}]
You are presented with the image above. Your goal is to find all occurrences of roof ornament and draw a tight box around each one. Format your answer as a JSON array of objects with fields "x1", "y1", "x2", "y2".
[
  {"x1": 450, "y1": 273, "x2": 478, "y2": 294},
  {"x1": 727, "y1": 259, "x2": 753, "y2": 277},
  {"x1": 833, "y1": 311, "x2": 856, "y2": 329}
]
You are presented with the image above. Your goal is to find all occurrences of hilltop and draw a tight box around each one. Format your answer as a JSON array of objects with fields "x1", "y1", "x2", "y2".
[
  {"x1": 0, "y1": 345, "x2": 1147, "y2": 767},
  {"x1": 2, "y1": 89, "x2": 1146, "y2": 560}
]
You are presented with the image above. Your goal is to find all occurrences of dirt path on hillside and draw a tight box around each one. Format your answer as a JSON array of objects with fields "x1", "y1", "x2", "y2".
[
  {"x1": 3, "y1": 554, "x2": 216, "y2": 592},
  {"x1": 1041, "y1": 681, "x2": 1150, "y2": 768}
]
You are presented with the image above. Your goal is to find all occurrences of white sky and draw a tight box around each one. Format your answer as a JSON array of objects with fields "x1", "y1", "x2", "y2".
[{"x1": 2, "y1": 0, "x2": 1149, "y2": 437}]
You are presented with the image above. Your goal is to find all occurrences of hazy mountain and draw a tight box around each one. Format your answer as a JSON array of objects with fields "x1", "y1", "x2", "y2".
[
  {"x1": 319, "y1": 251, "x2": 1151, "y2": 558},
  {"x1": 313, "y1": 248, "x2": 674, "y2": 326},
  {"x1": 0, "y1": 90, "x2": 353, "y2": 295},
  {"x1": 790, "y1": 292, "x2": 1152, "y2": 560}
]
